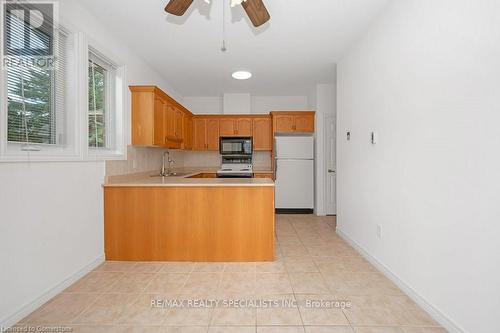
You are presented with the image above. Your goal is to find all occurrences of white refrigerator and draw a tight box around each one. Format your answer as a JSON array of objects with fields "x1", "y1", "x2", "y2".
[{"x1": 274, "y1": 135, "x2": 314, "y2": 211}]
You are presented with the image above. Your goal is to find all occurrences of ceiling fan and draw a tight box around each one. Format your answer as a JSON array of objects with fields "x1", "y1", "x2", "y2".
[{"x1": 164, "y1": 0, "x2": 270, "y2": 27}]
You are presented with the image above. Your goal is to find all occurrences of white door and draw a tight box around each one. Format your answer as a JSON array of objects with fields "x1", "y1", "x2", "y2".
[
  {"x1": 275, "y1": 159, "x2": 314, "y2": 209},
  {"x1": 326, "y1": 116, "x2": 336, "y2": 215}
]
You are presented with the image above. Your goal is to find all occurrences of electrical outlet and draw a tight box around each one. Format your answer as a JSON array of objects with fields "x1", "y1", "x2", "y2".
[
  {"x1": 376, "y1": 225, "x2": 382, "y2": 239},
  {"x1": 132, "y1": 159, "x2": 138, "y2": 170}
]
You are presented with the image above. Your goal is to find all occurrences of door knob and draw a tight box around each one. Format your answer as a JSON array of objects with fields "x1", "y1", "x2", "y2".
[{"x1": 328, "y1": 169, "x2": 336, "y2": 173}]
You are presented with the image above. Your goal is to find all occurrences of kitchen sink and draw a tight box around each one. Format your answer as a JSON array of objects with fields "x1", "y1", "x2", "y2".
[{"x1": 150, "y1": 172, "x2": 192, "y2": 178}]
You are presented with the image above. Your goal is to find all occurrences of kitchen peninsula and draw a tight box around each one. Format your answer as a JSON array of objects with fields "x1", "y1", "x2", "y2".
[{"x1": 103, "y1": 172, "x2": 275, "y2": 262}]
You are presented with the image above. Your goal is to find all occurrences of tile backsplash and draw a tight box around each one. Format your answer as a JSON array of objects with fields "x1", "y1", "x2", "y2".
[
  {"x1": 106, "y1": 147, "x2": 272, "y2": 176},
  {"x1": 182, "y1": 151, "x2": 272, "y2": 169},
  {"x1": 105, "y1": 146, "x2": 185, "y2": 176}
]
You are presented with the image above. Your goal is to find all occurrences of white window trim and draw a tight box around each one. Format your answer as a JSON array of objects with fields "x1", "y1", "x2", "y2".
[
  {"x1": 0, "y1": 27, "x2": 82, "y2": 162},
  {"x1": 82, "y1": 34, "x2": 126, "y2": 161},
  {"x1": 0, "y1": 31, "x2": 127, "y2": 162}
]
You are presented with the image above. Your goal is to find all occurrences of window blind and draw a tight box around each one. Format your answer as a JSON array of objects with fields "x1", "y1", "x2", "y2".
[{"x1": 5, "y1": 11, "x2": 67, "y2": 148}]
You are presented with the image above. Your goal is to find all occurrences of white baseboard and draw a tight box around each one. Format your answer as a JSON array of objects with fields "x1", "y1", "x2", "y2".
[
  {"x1": 337, "y1": 229, "x2": 465, "y2": 333},
  {"x1": 0, "y1": 254, "x2": 105, "y2": 329}
]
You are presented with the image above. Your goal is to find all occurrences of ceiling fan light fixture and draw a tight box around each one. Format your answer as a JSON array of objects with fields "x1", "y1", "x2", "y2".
[
  {"x1": 232, "y1": 71, "x2": 252, "y2": 80},
  {"x1": 231, "y1": 0, "x2": 247, "y2": 7}
]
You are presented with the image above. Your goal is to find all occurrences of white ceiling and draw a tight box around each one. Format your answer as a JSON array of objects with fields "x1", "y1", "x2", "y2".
[{"x1": 79, "y1": 0, "x2": 389, "y2": 96}]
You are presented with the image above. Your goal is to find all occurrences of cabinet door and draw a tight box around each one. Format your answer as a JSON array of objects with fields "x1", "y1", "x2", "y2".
[
  {"x1": 165, "y1": 104, "x2": 176, "y2": 140},
  {"x1": 274, "y1": 115, "x2": 294, "y2": 133},
  {"x1": 153, "y1": 97, "x2": 165, "y2": 146},
  {"x1": 252, "y1": 117, "x2": 272, "y2": 151},
  {"x1": 294, "y1": 114, "x2": 315, "y2": 132},
  {"x1": 206, "y1": 119, "x2": 220, "y2": 151},
  {"x1": 174, "y1": 108, "x2": 183, "y2": 140},
  {"x1": 183, "y1": 114, "x2": 193, "y2": 150},
  {"x1": 193, "y1": 118, "x2": 207, "y2": 150},
  {"x1": 254, "y1": 173, "x2": 274, "y2": 179},
  {"x1": 219, "y1": 118, "x2": 236, "y2": 136},
  {"x1": 236, "y1": 118, "x2": 252, "y2": 136}
]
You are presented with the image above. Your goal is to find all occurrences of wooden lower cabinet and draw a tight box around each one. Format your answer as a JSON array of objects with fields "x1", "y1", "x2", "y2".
[
  {"x1": 104, "y1": 186, "x2": 275, "y2": 262},
  {"x1": 188, "y1": 173, "x2": 217, "y2": 178},
  {"x1": 254, "y1": 173, "x2": 274, "y2": 179}
]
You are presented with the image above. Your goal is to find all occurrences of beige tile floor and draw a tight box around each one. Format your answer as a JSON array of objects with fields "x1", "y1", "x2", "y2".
[{"x1": 14, "y1": 214, "x2": 447, "y2": 333}]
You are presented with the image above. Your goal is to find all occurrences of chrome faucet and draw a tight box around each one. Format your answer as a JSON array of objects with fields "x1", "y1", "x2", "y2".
[{"x1": 160, "y1": 150, "x2": 174, "y2": 176}]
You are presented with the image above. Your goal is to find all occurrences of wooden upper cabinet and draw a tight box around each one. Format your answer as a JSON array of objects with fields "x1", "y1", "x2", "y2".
[
  {"x1": 294, "y1": 114, "x2": 315, "y2": 132},
  {"x1": 182, "y1": 114, "x2": 193, "y2": 150},
  {"x1": 274, "y1": 115, "x2": 294, "y2": 132},
  {"x1": 236, "y1": 118, "x2": 252, "y2": 136},
  {"x1": 193, "y1": 118, "x2": 207, "y2": 150},
  {"x1": 252, "y1": 117, "x2": 272, "y2": 151},
  {"x1": 193, "y1": 118, "x2": 219, "y2": 151},
  {"x1": 165, "y1": 104, "x2": 175, "y2": 140},
  {"x1": 174, "y1": 108, "x2": 183, "y2": 141},
  {"x1": 130, "y1": 86, "x2": 193, "y2": 148},
  {"x1": 219, "y1": 118, "x2": 252, "y2": 136},
  {"x1": 153, "y1": 97, "x2": 165, "y2": 146},
  {"x1": 271, "y1": 112, "x2": 315, "y2": 134},
  {"x1": 206, "y1": 119, "x2": 220, "y2": 150},
  {"x1": 219, "y1": 118, "x2": 237, "y2": 136}
]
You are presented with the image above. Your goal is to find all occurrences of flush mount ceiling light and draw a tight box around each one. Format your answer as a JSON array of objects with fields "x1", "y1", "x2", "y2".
[{"x1": 232, "y1": 71, "x2": 252, "y2": 80}]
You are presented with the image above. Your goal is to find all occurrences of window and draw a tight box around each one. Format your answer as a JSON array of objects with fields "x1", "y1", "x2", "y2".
[
  {"x1": 0, "y1": 15, "x2": 126, "y2": 161},
  {"x1": 88, "y1": 54, "x2": 107, "y2": 148},
  {"x1": 5, "y1": 11, "x2": 67, "y2": 149},
  {"x1": 87, "y1": 48, "x2": 119, "y2": 153}
]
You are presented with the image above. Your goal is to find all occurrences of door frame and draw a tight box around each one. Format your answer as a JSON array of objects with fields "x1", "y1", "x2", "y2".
[{"x1": 325, "y1": 114, "x2": 336, "y2": 216}]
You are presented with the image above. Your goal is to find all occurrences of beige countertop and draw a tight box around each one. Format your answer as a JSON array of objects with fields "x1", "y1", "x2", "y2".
[{"x1": 104, "y1": 168, "x2": 274, "y2": 188}]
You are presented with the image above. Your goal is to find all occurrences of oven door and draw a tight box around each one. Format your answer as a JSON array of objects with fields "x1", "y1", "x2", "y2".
[{"x1": 220, "y1": 137, "x2": 252, "y2": 155}]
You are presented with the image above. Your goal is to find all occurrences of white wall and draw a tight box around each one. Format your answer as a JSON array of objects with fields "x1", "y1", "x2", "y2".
[
  {"x1": 252, "y1": 96, "x2": 309, "y2": 114},
  {"x1": 223, "y1": 93, "x2": 252, "y2": 114},
  {"x1": 183, "y1": 95, "x2": 309, "y2": 114},
  {"x1": 337, "y1": 1, "x2": 500, "y2": 332},
  {"x1": 183, "y1": 96, "x2": 222, "y2": 114},
  {"x1": 0, "y1": 0, "x2": 184, "y2": 327}
]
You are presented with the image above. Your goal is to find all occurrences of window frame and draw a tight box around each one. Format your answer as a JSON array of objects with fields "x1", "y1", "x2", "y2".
[
  {"x1": 88, "y1": 49, "x2": 113, "y2": 150},
  {"x1": 0, "y1": 30, "x2": 127, "y2": 162},
  {"x1": 83, "y1": 36, "x2": 126, "y2": 161},
  {"x1": 0, "y1": 26, "x2": 82, "y2": 162}
]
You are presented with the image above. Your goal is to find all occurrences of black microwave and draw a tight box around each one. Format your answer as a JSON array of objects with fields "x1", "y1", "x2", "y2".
[{"x1": 220, "y1": 137, "x2": 252, "y2": 155}]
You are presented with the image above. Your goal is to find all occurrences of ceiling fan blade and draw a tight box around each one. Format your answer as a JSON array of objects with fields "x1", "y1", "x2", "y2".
[
  {"x1": 241, "y1": 0, "x2": 270, "y2": 27},
  {"x1": 164, "y1": 0, "x2": 194, "y2": 16}
]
